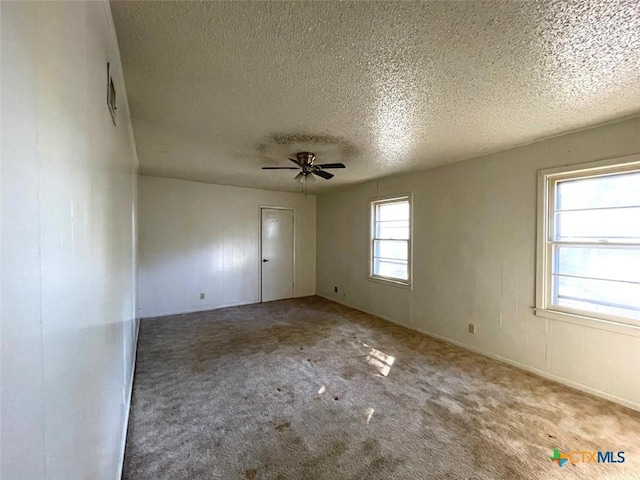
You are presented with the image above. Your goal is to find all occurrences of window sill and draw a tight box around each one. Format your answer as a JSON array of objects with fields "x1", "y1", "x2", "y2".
[
  {"x1": 534, "y1": 307, "x2": 640, "y2": 337},
  {"x1": 368, "y1": 275, "x2": 413, "y2": 290}
]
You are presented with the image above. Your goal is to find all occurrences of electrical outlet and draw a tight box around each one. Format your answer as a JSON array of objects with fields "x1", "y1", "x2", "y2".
[
  {"x1": 468, "y1": 323, "x2": 476, "y2": 334},
  {"x1": 334, "y1": 286, "x2": 338, "y2": 293},
  {"x1": 200, "y1": 293, "x2": 205, "y2": 300}
]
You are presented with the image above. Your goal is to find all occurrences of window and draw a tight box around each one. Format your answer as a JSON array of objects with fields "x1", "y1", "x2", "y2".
[
  {"x1": 370, "y1": 195, "x2": 411, "y2": 285},
  {"x1": 536, "y1": 156, "x2": 640, "y2": 325}
]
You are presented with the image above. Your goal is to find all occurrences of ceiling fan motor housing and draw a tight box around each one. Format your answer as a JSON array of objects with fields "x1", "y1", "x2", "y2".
[{"x1": 296, "y1": 152, "x2": 316, "y2": 170}]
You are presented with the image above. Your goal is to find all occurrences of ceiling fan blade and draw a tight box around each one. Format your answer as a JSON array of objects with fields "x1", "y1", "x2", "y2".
[
  {"x1": 289, "y1": 157, "x2": 302, "y2": 167},
  {"x1": 313, "y1": 169, "x2": 334, "y2": 180},
  {"x1": 316, "y1": 163, "x2": 346, "y2": 169},
  {"x1": 262, "y1": 166, "x2": 300, "y2": 170}
]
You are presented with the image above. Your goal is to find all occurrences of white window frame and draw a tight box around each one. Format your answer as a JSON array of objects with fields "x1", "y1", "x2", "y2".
[
  {"x1": 369, "y1": 194, "x2": 412, "y2": 288},
  {"x1": 535, "y1": 153, "x2": 640, "y2": 329}
]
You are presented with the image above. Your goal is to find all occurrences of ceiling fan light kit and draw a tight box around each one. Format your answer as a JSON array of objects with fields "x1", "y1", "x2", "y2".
[{"x1": 261, "y1": 151, "x2": 346, "y2": 194}]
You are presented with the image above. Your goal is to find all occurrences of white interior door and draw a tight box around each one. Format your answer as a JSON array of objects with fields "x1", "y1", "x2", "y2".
[{"x1": 261, "y1": 208, "x2": 294, "y2": 302}]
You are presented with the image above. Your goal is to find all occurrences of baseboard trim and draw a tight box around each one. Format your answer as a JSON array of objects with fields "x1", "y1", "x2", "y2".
[
  {"x1": 140, "y1": 295, "x2": 316, "y2": 319},
  {"x1": 317, "y1": 294, "x2": 404, "y2": 328},
  {"x1": 317, "y1": 294, "x2": 640, "y2": 413},
  {"x1": 117, "y1": 318, "x2": 140, "y2": 480},
  {"x1": 140, "y1": 300, "x2": 258, "y2": 319}
]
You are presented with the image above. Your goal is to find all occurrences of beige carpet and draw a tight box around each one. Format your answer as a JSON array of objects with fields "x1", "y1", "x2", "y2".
[{"x1": 123, "y1": 296, "x2": 640, "y2": 479}]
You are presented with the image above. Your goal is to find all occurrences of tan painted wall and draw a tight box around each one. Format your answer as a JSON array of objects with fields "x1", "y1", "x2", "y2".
[{"x1": 317, "y1": 117, "x2": 640, "y2": 410}]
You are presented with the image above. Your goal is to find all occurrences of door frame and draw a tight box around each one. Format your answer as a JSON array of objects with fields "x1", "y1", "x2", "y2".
[{"x1": 259, "y1": 206, "x2": 296, "y2": 303}]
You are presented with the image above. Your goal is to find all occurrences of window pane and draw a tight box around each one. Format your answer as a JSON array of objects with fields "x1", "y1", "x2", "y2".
[
  {"x1": 376, "y1": 202, "x2": 409, "y2": 221},
  {"x1": 554, "y1": 207, "x2": 640, "y2": 242},
  {"x1": 373, "y1": 258, "x2": 408, "y2": 280},
  {"x1": 556, "y1": 171, "x2": 640, "y2": 210},
  {"x1": 372, "y1": 198, "x2": 410, "y2": 282},
  {"x1": 375, "y1": 220, "x2": 409, "y2": 239},
  {"x1": 554, "y1": 246, "x2": 640, "y2": 283},
  {"x1": 374, "y1": 240, "x2": 408, "y2": 261},
  {"x1": 553, "y1": 275, "x2": 640, "y2": 320}
]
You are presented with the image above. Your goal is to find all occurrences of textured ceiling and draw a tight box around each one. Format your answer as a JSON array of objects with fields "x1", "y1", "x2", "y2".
[{"x1": 111, "y1": 0, "x2": 640, "y2": 193}]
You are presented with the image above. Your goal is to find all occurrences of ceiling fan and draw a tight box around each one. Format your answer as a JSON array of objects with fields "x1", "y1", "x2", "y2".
[{"x1": 261, "y1": 152, "x2": 345, "y2": 193}]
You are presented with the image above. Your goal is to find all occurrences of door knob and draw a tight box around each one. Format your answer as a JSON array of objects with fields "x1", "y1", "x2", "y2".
[{"x1": 262, "y1": 259, "x2": 269, "y2": 262}]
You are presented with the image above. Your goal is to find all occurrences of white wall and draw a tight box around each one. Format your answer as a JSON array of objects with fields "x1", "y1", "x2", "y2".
[
  {"x1": 317, "y1": 117, "x2": 640, "y2": 411},
  {"x1": 138, "y1": 176, "x2": 316, "y2": 318},
  {"x1": 1, "y1": 2, "x2": 138, "y2": 479}
]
